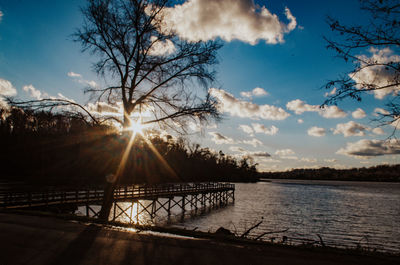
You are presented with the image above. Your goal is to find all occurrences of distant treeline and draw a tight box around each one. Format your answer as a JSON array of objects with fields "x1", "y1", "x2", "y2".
[
  {"x1": 0, "y1": 107, "x2": 258, "y2": 187},
  {"x1": 260, "y1": 165, "x2": 400, "y2": 182}
]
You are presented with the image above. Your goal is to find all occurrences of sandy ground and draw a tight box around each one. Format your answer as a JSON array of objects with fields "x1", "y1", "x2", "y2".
[{"x1": 0, "y1": 213, "x2": 399, "y2": 265}]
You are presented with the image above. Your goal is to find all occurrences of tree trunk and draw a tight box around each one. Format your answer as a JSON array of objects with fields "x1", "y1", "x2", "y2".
[
  {"x1": 98, "y1": 181, "x2": 115, "y2": 221},
  {"x1": 99, "y1": 108, "x2": 131, "y2": 221}
]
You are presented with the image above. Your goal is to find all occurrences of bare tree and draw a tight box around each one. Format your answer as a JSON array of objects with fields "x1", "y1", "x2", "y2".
[
  {"x1": 74, "y1": 0, "x2": 222, "y2": 130},
  {"x1": 324, "y1": 0, "x2": 400, "y2": 134},
  {"x1": 72, "y1": 0, "x2": 222, "y2": 220}
]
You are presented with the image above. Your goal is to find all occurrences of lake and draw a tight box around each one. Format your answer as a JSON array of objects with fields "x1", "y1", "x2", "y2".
[
  {"x1": 170, "y1": 180, "x2": 400, "y2": 253},
  {"x1": 105, "y1": 180, "x2": 400, "y2": 253}
]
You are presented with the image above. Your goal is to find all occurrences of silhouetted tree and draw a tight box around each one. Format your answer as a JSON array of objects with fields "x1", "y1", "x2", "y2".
[
  {"x1": 72, "y1": 0, "x2": 223, "y2": 219},
  {"x1": 74, "y1": 0, "x2": 221, "y2": 129},
  {"x1": 324, "y1": 0, "x2": 400, "y2": 133}
]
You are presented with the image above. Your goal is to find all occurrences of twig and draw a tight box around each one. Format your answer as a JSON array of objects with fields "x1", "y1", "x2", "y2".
[
  {"x1": 317, "y1": 234, "x2": 325, "y2": 247},
  {"x1": 255, "y1": 228, "x2": 289, "y2": 241},
  {"x1": 240, "y1": 220, "x2": 263, "y2": 238}
]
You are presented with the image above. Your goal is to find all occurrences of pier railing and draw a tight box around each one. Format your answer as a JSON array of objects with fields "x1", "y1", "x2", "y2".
[{"x1": 0, "y1": 182, "x2": 235, "y2": 209}]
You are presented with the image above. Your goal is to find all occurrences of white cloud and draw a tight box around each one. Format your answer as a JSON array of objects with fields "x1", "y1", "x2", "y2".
[
  {"x1": 86, "y1": 101, "x2": 121, "y2": 115},
  {"x1": 307, "y1": 126, "x2": 326, "y2": 137},
  {"x1": 240, "y1": 91, "x2": 252, "y2": 98},
  {"x1": 162, "y1": 0, "x2": 296, "y2": 45},
  {"x1": 68, "y1": 71, "x2": 97, "y2": 88},
  {"x1": 333, "y1": 121, "x2": 368, "y2": 137},
  {"x1": 243, "y1": 138, "x2": 263, "y2": 147},
  {"x1": 373, "y1": 107, "x2": 390, "y2": 116},
  {"x1": 351, "y1": 48, "x2": 400, "y2": 99},
  {"x1": 239, "y1": 124, "x2": 254, "y2": 135},
  {"x1": 352, "y1": 108, "x2": 366, "y2": 119},
  {"x1": 252, "y1": 87, "x2": 268, "y2": 96},
  {"x1": 252, "y1": 123, "x2": 278, "y2": 135},
  {"x1": 320, "y1": 105, "x2": 347, "y2": 118},
  {"x1": 241, "y1": 87, "x2": 268, "y2": 98},
  {"x1": 229, "y1": 146, "x2": 245, "y2": 153},
  {"x1": 210, "y1": 88, "x2": 290, "y2": 120},
  {"x1": 247, "y1": 151, "x2": 271, "y2": 158},
  {"x1": 300, "y1": 157, "x2": 317, "y2": 163},
  {"x1": 0, "y1": 78, "x2": 17, "y2": 109},
  {"x1": 372, "y1": 127, "x2": 385, "y2": 135},
  {"x1": 337, "y1": 139, "x2": 400, "y2": 158},
  {"x1": 297, "y1": 119, "x2": 304, "y2": 124},
  {"x1": 275, "y1": 149, "x2": 295, "y2": 156},
  {"x1": 67, "y1": 72, "x2": 82, "y2": 78},
  {"x1": 0, "y1": 78, "x2": 17, "y2": 97},
  {"x1": 240, "y1": 123, "x2": 278, "y2": 136},
  {"x1": 209, "y1": 132, "x2": 235, "y2": 144},
  {"x1": 286, "y1": 99, "x2": 318, "y2": 114},
  {"x1": 148, "y1": 36, "x2": 176, "y2": 56},
  {"x1": 23, "y1": 84, "x2": 45, "y2": 100},
  {"x1": 286, "y1": 99, "x2": 347, "y2": 119},
  {"x1": 228, "y1": 146, "x2": 270, "y2": 159},
  {"x1": 324, "y1": 87, "x2": 337, "y2": 97},
  {"x1": 274, "y1": 149, "x2": 297, "y2": 160},
  {"x1": 324, "y1": 158, "x2": 337, "y2": 163}
]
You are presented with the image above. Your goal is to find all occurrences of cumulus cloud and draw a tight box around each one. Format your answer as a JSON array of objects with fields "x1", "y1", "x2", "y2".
[
  {"x1": 275, "y1": 149, "x2": 295, "y2": 156},
  {"x1": 286, "y1": 99, "x2": 347, "y2": 119},
  {"x1": 352, "y1": 108, "x2": 366, "y2": 119},
  {"x1": 274, "y1": 149, "x2": 297, "y2": 160},
  {"x1": 297, "y1": 119, "x2": 304, "y2": 124},
  {"x1": 373, "y1": 107, "x2": 390, "y2": 116},
  {"x1": 239, "y1": 124, "x2": 254, "y2": 136},
  {"x1": 0, "y1": 78, "x2": 17, "y2": 109},
  {"x1": 209, "y1": 132, "x2": 235, "y2": 144},
  {"x1": 239, "y1": 123, "x2": 278, "y2": 136},
  {"x1": 229, "y1": 146, "x2": 245, "y2": 153},
  {"x1": 228, "y1": 146, "x2": 270, "y2": 159},
  {"x1": 300, "y1": 157, "x2": 317, "y2": 163},
  {"x1": 210, "y1": 88, "x2": 290, "y2": 120},
  {"x1": 68, "y1": 71, "x2": 97, "y2": 88},
  {"x1": 351, "y1": 48, "x2": 400, "y2": 99},
  {"x1": 307, "y1": 126, "x2": 326, "y2": 137},
  {"x1": 247, "y1": 151, "x2": 271, "y2": 158},
  {"x1": 22, "y1": 84, "x2": 46, "y2": 100},
  {"x1": 161, "y1": 0, "x2": 297, "y2": 45},
  {"x1": 240, "y1": 87, "x2": 268, "y2": 98},
  {"x1": 242, "y1": 138, "x2": 263, "y2": 147},
  {"x1": 252, "y1": 123, "x2": 278, "y2": 135},
  {"x1": 333, "y1": 121, "x2": 368, "y2": 137},
  {"x1": 0, "y1": 78, "x2": 17, "y2": 97},
  {"x1": 87, "y1": 101, "x2": 121, "y2": 115},
  {"x1": 148, "y1": 36, "x2": 176, "y2": 56},
  {"x1": 337, "y1": 139, "x2": 400, "y2": 158},
  {"x1": 372, "y1": 127, "x2": 385, "y2": 135}
]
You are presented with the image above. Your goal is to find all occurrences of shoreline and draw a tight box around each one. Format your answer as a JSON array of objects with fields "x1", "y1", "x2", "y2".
[{"x1": 0, "y1": 211, "x2": 399, "y2": 265}]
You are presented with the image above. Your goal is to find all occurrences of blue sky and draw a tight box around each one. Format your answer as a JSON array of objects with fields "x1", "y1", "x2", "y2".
[{"x1": 0, "y1": 0, "x2": 399, "y2": 171}]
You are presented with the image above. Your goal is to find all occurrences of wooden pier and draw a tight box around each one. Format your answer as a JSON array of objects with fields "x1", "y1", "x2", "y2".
[{"x1": 0, "y1": 182, "x2": 235, "y2": 224}]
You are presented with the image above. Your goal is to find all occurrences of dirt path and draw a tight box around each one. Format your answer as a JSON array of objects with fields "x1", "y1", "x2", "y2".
[{"x1": 0, "y1": 213, "x2": 398, "y2": 265}]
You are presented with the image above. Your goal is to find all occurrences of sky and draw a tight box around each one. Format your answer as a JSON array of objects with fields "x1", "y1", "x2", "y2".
[{"x1": 0, "y1": 0, "x2": 399, "y2": 172}]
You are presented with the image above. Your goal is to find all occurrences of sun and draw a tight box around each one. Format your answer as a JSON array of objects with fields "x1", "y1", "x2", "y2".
[{"x1": 124, "y1": 118, "x2": 146, "y2": 136}]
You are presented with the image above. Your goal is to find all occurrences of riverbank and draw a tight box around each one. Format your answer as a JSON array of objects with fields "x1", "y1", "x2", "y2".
[{"x1": 0, "y1": 212, "x2": 399, "y2": 265}]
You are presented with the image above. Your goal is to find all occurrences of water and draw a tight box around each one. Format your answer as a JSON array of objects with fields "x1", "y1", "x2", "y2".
[
  {"x1": 80, "y1": 180, "x2": 400, "y2": 253},
  {"x1": 172, "y1": 180, "x2": 400, "y2": 253}
]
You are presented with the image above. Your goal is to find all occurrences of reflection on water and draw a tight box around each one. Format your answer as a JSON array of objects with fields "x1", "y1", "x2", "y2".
[
  {"x1": 76, "y1": 180, "x2": 400, "y2": 253},
  {"x1": 171, "y1": 181, "x2": 400, "y2": 253}
]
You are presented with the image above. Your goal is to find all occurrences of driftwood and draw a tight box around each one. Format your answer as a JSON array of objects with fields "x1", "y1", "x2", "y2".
[
  {"x1": 240, "y1": 220, "x2": 263, "y2": 238},
  {"x1": 255, "y1": 228, "x2": 289, "y2": 241}
]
